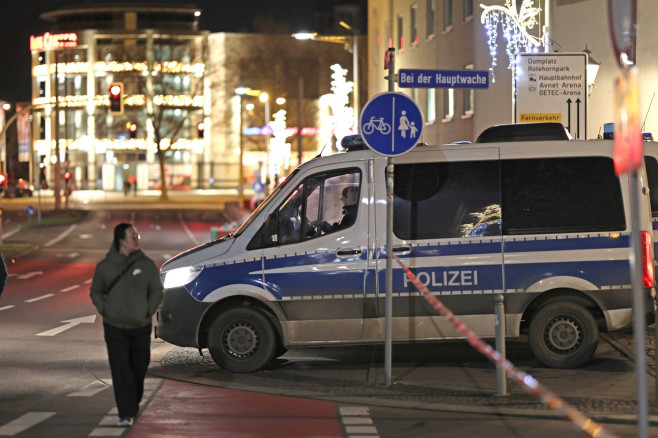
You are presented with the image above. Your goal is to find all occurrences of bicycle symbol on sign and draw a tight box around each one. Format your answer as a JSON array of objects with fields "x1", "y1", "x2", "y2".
[{"x1": 362, "y1": 116, "x2": 392, "y2": 135}]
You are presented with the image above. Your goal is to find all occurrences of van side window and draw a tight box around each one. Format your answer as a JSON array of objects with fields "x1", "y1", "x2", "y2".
[
  {"x1": 501, "y1": 157, "x2": 625, "y2": 234},
  {"x1": 394, "y1": 161, "x2": 501, "y2": 239},
  {"x1": 248, "y1": 169, "x2": 361, "y2": 249},
  {"x1": 644, "y1": 156, "x2": 658, "y2": 217},
  {"x1": 394, "y1": 156, "x2": 625, "y2": 240}
]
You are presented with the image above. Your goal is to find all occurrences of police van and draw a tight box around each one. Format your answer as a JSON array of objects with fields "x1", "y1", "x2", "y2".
[{"x1": 156, "y1": 123, "x2": 656, "y2": 372}]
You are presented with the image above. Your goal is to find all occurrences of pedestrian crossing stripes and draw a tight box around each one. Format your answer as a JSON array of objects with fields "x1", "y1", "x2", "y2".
[
  {"x1": 0, "y1": 413, "x2": 55, "y2": 436},
  {"x1": 339, "y1": 406, "x2": 380, "y2": 437}
]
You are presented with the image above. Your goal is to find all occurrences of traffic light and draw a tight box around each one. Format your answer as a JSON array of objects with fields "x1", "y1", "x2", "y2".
[
  {"x1": 64, "y1": 170, "x2": 72, "y2": 196},
  {"x1": 129, "y1": 122, "x2": 138, "y2": 139},
  {"x1": 0, "y1": 174, "x2": 6, "y2": 186},
  {"x1": 108, "y1": 82, "x2": 124, "y2": 114},
  {"x1": 197, "y1": 122, "x2": 205, "y2": 138}
]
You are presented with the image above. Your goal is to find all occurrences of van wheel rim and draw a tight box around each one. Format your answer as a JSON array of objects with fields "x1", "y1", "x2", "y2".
[
  {"x1": 224, "y1": 322, "x2": 258, "y2": 358},
  {"x1": 545, "y1": 317, "x2": 580, "y2": 352}
]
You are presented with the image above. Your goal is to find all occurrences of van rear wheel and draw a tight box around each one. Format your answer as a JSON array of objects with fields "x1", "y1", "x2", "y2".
[
  {"x1": 208, "y1": 307, "x2": 276, "y2": 373},
  {"x1": 528, "y1": 302, "x2": 598, "y2": 369}
]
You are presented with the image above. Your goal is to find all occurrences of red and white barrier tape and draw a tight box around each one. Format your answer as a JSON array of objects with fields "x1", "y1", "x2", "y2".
[{"x1": 389, "y1": 252, "x2": 616, "y2": 438}]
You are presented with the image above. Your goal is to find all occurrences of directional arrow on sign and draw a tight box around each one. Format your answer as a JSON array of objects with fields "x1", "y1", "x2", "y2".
[{"x1": 36, "y1": 315, "x2": 96, "y2": 337}]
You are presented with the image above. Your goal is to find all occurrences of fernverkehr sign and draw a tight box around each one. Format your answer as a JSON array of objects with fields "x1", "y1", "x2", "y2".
[
  {"x1": 398, "y1": 69, "x2": 489, "y2": 88},
  {"x1": 515, "y1": 53, "x2": 588, "y2": 139}
]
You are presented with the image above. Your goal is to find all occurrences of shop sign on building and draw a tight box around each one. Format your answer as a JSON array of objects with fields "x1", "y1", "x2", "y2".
[
  {"x1": 515, "y1": 53, "x2": 588, "y2": 139},
  {"x1": 30, "y1": 32, "x2": 78, "y2": 52}
]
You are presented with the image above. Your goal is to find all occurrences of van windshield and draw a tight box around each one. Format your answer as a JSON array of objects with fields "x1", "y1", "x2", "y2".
[{"x1": 233, "y1": 169, "x2": 299, "y2": 238}]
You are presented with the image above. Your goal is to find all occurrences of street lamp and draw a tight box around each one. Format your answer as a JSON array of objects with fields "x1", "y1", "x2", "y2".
[
  {"x1": 583, "y1": 45, "x2": 601, "y2": 95},
  {"x1": 235, "y1": 87, "x2": 286, "y2": 195},
  {"x1": 293, "y1": 27, "x2": 360, "y2": 129}
]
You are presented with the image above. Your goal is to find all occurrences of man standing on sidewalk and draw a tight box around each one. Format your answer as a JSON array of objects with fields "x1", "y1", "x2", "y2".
[{"x1": 90, "y1": 223, "x2": 163, "y2": 427}]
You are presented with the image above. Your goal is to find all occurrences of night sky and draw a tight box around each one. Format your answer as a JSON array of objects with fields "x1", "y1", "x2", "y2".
[{"x1": 0, "y1": 0, "x2": 365, "y2": 103}]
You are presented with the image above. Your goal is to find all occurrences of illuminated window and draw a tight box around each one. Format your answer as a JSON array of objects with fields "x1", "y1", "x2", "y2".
[
  {"x1": 426, "y1": 0, "x2": 435, "y2": 38},
  {"x1": 464, "y1": 0, "x2": 473, "y2": 21},
  {"x1": 443, "y1": 88, "x2": 454, "y2": 121},
  {"x1": 426, "y1": 88, "x2": 436, "y2": 123},
  {"x1": 444, "y1": 0, "x2": 453, "y2": 31},
  {"x1": 398, "y1": 15, "x2": 404, "y2": 50},
  {"x1": 463, "y1": 64, "x2": 474, "y2": 116},
  {"x1": 411, "y1": 5, "x2": 418, "y2": 46}
]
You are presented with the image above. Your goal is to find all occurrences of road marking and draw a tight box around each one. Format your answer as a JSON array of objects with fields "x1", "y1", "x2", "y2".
[
  {"x1": 44, "y1": 224, "x2": 77, "y2": 247},
  {"x1": 68, "y1": 380, "x2": 111, "y2": 397},
  {"x1": 84, "y1": 278, "x2": 92, "y2": 284},
  {"x1": 25, "y1": 294, "x2": 54, "y2": 303},
  {"x1": 339, "y1": 406, "x2": 379, "y2": 437},
  {"x1": 1, "y1": 228, "x2": 20, "y2": 240},
  {"x1": 17, "y1": 271, "x2": 43, "y2": 280},
  {"x1": 0, "y1": 412, "x2": 55, "y2": 436},
  {"x1": 178, "y1": 212, "x2": 199, "y2": 245},
  {"x1": 0, "y1": 305, "x2": 15, "y2": 311},
  {"x1": 36, "y1": 315, "x2": 96, "y2": 336},
  {"x1": 60, "y1": 285, "x2": 80, "y2": 293}
]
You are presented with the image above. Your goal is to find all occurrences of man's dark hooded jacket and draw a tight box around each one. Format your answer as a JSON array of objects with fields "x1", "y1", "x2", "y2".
[{"x1": 90, "y1": 245, "x2": 163, "y2": 329}]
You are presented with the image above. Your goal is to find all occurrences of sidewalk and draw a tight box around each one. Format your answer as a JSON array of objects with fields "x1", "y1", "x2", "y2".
[
  {"x1": 128, "y1": 328, "x2": 658, "y2": 438},
  {"x1": 0, "y1": 188, "x2": 253, "y2": 212}
]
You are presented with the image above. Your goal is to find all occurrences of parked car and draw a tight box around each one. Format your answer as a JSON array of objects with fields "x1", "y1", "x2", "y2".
[{"x1": 1, "y1": 178, "x2": 34, "y2": 198}]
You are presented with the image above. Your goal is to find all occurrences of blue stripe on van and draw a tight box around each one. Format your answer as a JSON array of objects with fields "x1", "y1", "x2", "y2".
[
  {"x1": 188, "y1": 232, "x2": 633, "y2": 303},
  {"x1": 503, "y1": 234, "x2": 628, "y2": 252},
  {"x1": 189, "y1": 259, "x2": 264, "y2": 301}
]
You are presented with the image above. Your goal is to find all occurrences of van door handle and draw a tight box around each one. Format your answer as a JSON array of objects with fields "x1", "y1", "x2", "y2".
[
  {"x1": 336, "y1": 247, "x2": 363, "y2": 257},
  {"x1": 391, "y1": 245, "x2": 412, "y2": 255}
]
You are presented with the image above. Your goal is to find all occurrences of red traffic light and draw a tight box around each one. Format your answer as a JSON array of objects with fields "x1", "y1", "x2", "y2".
[
  {"x1": 197, "y1": 122, "x2": 205, "y2": 138},
  {"x1": 108, "y1": 82, "x2": 124, "y2": 114},
  {"x1": 0, "y1": 174, "x2": 6, "y2": 185},
  {"x1": 129, "y1": 122, "x2": 138, "y2": 139},
  {"x1": 64, "y1": 171, "x2": 72, "y2": 181}
]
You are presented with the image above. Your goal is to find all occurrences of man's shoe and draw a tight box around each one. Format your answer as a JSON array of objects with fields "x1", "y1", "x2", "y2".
[{"x1": 117, "y1": 417, "x2": 134, "y2": 427}]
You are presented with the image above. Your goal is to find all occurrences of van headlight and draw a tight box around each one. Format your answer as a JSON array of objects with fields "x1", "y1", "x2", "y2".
[{"x1": 162, "y1": 266, "x2": 203, "y2": 289}]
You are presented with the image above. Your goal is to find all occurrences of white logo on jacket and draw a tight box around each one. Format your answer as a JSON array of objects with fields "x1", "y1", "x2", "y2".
[{"x1": 132, "y1": 268, "x2": 141, "y2": 276}]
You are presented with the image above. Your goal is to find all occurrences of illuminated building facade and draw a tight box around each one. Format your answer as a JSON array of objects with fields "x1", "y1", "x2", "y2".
[
  {"x1": 31, "y1": 4, "x2": 208, "y2": 191},
  {"x1": 368, "y1": 0, "x2": 658, "y2": 143}
]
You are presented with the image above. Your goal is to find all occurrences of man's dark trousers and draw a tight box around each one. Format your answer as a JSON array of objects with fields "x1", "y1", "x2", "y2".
[{"x1": 103, "y1": 323, "x2": 151, "y2": 418}]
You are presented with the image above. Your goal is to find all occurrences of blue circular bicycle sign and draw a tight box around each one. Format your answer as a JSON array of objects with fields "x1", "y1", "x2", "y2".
[{"x1": 359, "y1": 92, "x2": 423, "y2": 156}]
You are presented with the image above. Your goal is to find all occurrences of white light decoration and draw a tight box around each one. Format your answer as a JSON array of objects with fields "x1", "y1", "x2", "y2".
[
  {"x1": 269, "y1": 109, "x2": 292, "y2": 175},
  {"x1": 324, "y1": 64, "x2": 355, "y2": 151},
  {"x1": 481, "y1": 0, "x2": 543, "y2": 82}
]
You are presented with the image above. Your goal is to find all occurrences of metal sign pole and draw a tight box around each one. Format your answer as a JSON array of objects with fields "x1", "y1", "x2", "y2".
[
  {"x1": 385, "y1": 48, "x2": 395, "y2": 387},
  {"x1": 630, "y1": 171, "x2": 648, "y2": 438}
]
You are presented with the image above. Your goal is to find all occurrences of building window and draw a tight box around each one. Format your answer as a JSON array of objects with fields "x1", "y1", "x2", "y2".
[
  {"x1": 426, "y1": 0, "x2": 435, "y2": 38},
  {"x1": 463, "y1": 64, "x2": 474, "y2": 117},
  {"x1": 411, "y1": 5, "x2": 419, "y2": 46},
  {"x1": 374, "y1": 32, "x2": 380, "y2": 65},
  {"x1": 444, "y1": 0, "x2": 453, "y2": 31},
  {"x1": 426, "y1": 88, "x2": 436, "y2": 123},
  {"x1": 463, "y1": 0, "x2": 473, "y2": 21},
  {"x1": 398, "y1": 15, "x2": 404, "y2": 50},
  {"x1": 443, "y1": 88, "x2": 454, "y2": 121}
]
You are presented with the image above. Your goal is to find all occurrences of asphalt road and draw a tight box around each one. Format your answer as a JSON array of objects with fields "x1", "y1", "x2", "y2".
[{"x1": 0, "y1": 200, "x2": 657, "y2": 437}]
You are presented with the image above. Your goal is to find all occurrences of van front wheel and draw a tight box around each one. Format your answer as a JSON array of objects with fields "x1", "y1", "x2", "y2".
[
  {"x1": 208, "y1": 307, "x2": 277, "y2": 373},
  {"x1": 528, "y1": 302, "x2": 598, "y2": 369}
]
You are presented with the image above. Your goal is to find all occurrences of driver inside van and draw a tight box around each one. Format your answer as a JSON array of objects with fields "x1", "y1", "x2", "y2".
[{"x1": 313, "y1": 186, "x2": 359, "y2": 233}]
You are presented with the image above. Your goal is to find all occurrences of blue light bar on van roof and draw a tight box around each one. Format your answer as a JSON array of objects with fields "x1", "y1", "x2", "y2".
[{"x1": 341, "y1": 134, "x2": 366, "y2": 150}]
